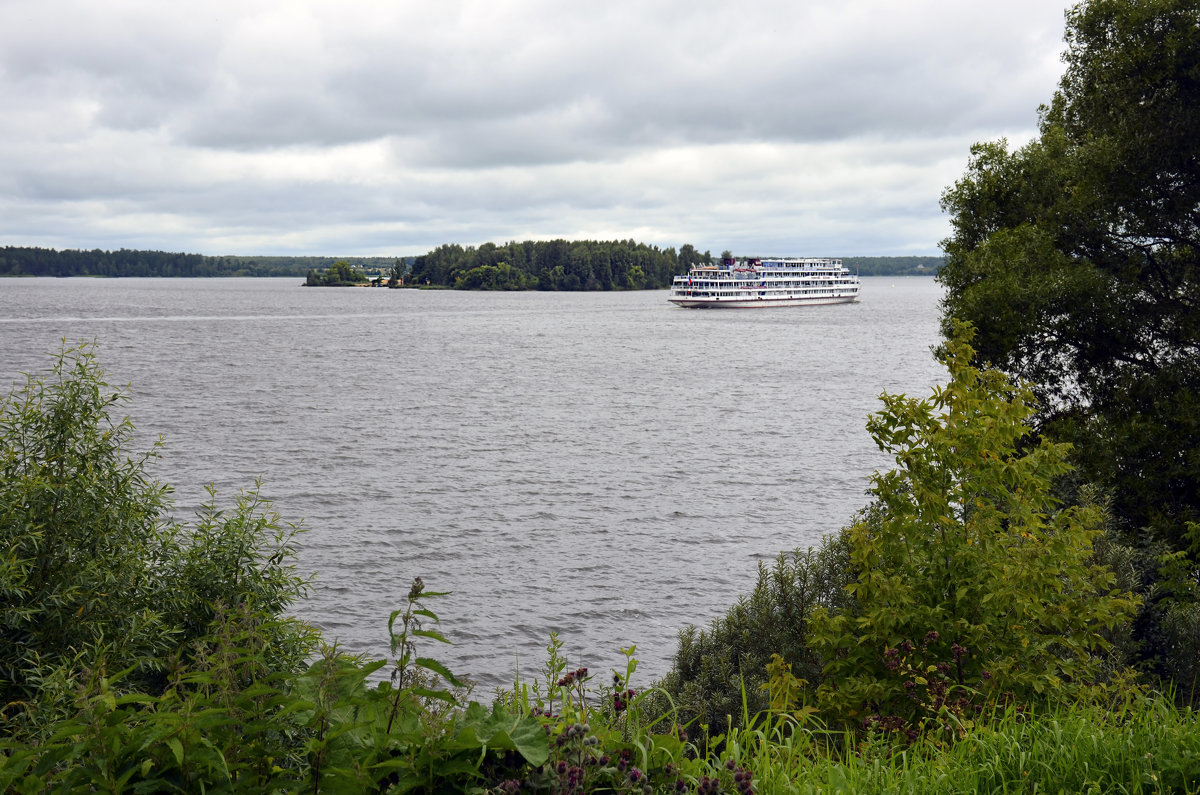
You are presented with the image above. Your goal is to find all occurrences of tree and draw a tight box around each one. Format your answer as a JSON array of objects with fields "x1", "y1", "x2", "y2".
[
  {"x1": 808, "y1": 323, "x2": 1138, "y2": 733},
  {"x1": 0, "y1": 343, "x2": 314, "y2": 725},
  {"x1": 388, "y1": 258, "x2": 408, "y2": 287},
  {"x1": 938, "y1": 0, "x2": 1200, "y2": 553}
]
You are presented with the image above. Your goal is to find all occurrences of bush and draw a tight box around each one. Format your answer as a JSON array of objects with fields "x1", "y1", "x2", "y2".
[
  {"x1": 652, "y1": 534, "x2": 852, "y2": 736},
  {"x1": 809, "y1": 322, "x2": 1140, "y2": 737},
  {"x1": 0, "y1": 342, "x2": 315, "y2": 731}
]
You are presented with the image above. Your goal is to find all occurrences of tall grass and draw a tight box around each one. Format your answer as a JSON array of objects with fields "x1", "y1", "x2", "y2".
[{"x1": 720, "y1": 696, "x2": 1200, "y2": 794}]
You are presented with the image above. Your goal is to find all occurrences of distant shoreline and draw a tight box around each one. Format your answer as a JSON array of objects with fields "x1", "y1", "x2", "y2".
[{"x1": 1, "y1": 245, "x2": 944, "y2": 280}]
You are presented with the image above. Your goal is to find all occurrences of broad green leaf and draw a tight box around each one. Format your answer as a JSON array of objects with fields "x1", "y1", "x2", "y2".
[
  {"x1": 412, "y1": 628, "x2": 452, "y2": 645},
  {"x1": 414, "y1": 656, "x2": 462, "y2": 686},
  {"x1": 166, "y1": 737, "x2": 184, "y2": 767}
]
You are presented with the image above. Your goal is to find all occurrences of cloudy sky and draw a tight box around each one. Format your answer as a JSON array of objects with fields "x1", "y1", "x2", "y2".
[{"x1": 0, "y1": 0, "x2": 1074, "y2": 258}]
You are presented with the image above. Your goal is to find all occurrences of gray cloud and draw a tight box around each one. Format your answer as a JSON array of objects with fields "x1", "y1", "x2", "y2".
[{"x1": 0, "y1": 0, "x2": 1072, "y2": 256}]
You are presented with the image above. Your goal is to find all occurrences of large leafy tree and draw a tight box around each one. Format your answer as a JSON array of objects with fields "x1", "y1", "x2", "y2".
[{"x1": 938, "y1": 0, "x2": 1200, "y2": 553}]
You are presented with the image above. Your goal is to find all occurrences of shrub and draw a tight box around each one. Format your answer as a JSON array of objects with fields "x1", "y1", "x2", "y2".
[
  {"x1": 809, "y1": 321, "x2": 1140, "y2": 737},
  {"x1": 0, "y1": 342, "x2": 314, "y2": 731},
  {"x1": 652, "y1": 534, "x2": 852, "y2": 736}
]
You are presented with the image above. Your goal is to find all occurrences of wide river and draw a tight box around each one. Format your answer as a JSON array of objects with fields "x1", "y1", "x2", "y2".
[{"x1": 1, "y1": 277, "x2": 944, "y2": 692}]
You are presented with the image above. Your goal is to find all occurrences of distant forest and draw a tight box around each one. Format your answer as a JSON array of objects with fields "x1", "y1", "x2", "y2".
[
  {"x1": 840, "y1": 256, "x2": 944, "y2": 275},
  {"x1": 407, "y1": 240, "x2": 711, "y2": 290},
  {"x1": 0, "y1": 248, "x2": 395, "y2": 278},
  {"x1": 0, "y1": 245, "x2": 942, "y2": 283}
]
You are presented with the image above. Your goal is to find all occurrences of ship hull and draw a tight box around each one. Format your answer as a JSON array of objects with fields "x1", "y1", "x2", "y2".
[{"x1": 667, "y1": 294, "x2": 859, "y2": 308}]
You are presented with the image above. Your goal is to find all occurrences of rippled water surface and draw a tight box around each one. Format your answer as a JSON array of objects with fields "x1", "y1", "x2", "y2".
[{"x1": 1, "y1": 278, "x2": 944, "y2": 689}]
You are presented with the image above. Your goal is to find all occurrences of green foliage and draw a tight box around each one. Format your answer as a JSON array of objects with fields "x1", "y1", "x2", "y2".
[
  {"x1": 410, "y1": 238, "x2": 702, "y2": 290},
  {"x1": 0, "y1": 578, "x2": 550, "y2": 794},
  {"x1": 387, "y1": 258, "x2": 409, "y2": 287},
  {"x1": 841, "y1": 256, "x2": 944, "y2": 276},
  {"x1": 938, "y1": 0, "x2": 1200, "y2": 705},
  {"x1": 726, "y1": 693, "x2": 1200, "y2": 794},
  {"x1": 938, "y1": 0, "x2": 1200, "y2": 554},
  {"x1": 305, "y1": 259, "x2": 369, "y2": 286},
  {"x1": 653, "y1": 537, "x2": 852, "y2": 737},
  {"x1": 453, "y1": 261, "x2": 533, "y2": 290},
  {"x1": 0, "y1": 342, "x2": 173, "y2": 708},
  {"x1": 157, "y1": 483, "x2": 316, "y2": 674},
  {"x1": 0, "y1": 246, "x2": 406, "y2": 278},
  {"x1": 283, "y1": 582, "x2": 549, "y2": 793},
  {"x1": 0, "y1": 342, "x2": 315, "y2": 730},
  {"x1": 809, "y1": 322, "x2": 1140, "y2": 735},
  {"x1": 493, "y1": 639, "x2": 767, "y2": 794}
]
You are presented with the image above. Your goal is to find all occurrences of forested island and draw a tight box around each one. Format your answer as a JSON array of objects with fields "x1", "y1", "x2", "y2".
[
  {"x1": 407, "y1": 239, "x2": 707, "y2": 289},
  {"x1": 0, "y1": 243, "x2": 943, "y2": 284}
]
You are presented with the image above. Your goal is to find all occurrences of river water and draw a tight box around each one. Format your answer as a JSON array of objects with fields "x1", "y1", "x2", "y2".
[{"x1": 0, "y1": 277, "x2": 944, "y2": 691}]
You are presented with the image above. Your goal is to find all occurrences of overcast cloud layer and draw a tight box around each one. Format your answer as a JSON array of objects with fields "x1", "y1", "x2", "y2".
[{"x1": 0, "y1": 1, "x2": 1074, "y2": 257}]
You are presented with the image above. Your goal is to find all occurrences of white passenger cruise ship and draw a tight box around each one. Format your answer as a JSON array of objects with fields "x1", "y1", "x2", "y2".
[{"x1": 667, "y1": 256, "x2": 860, "y2": 308}]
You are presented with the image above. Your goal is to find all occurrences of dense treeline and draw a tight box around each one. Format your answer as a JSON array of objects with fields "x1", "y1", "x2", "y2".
[
  {"x1": 303, "y1": 259, "x2": 371, "y2": 286},
  {"x1": 0, "y1": 247, "x2": 398, "y2": 278},
  {"x1": 841, "y1": 255, "x2": 943, "y2": 275},
  {"x1": 1, "y1": 245, "x2": 945, "y2": 282},
  {"x1": 409, "y1": 239, "x2": 711, "y2": 290}
]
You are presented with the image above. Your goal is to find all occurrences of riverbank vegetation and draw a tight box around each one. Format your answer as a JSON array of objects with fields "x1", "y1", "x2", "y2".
[{"x1": 4, "y1": 0, "x2": 1200, "y2": 791}]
